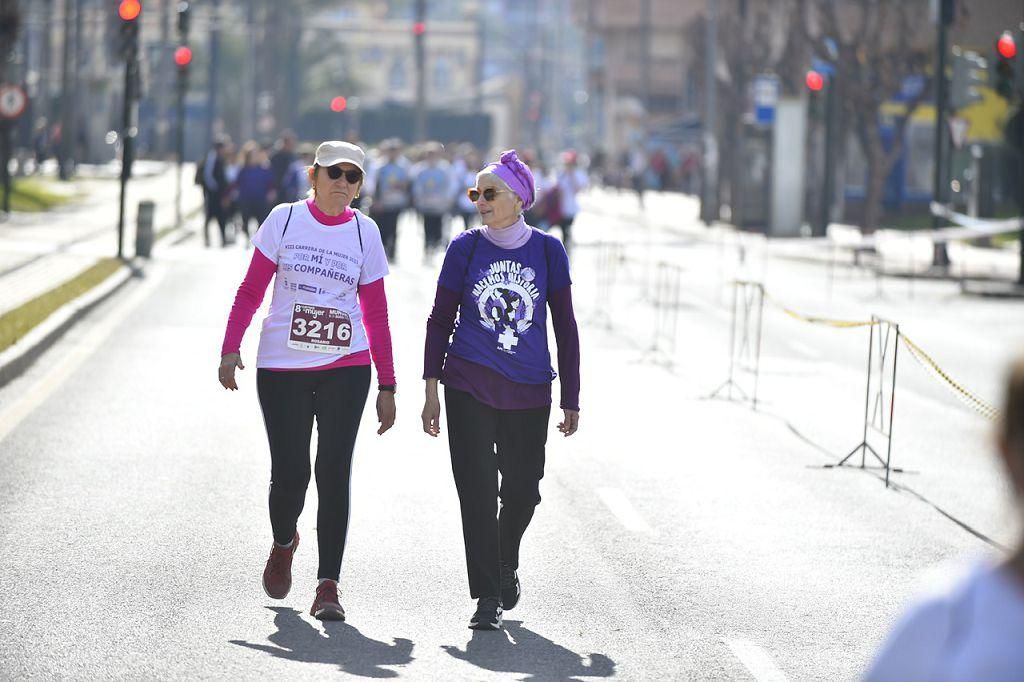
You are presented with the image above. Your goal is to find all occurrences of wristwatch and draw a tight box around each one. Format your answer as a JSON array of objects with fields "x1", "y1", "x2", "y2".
[{"x1": 378, "y1": 384, "x2": 396, "y2": 392}]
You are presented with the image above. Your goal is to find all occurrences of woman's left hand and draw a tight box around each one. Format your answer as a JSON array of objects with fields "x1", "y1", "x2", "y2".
[
  {"x1": 376, "y1": 391, "x2": 396, "y2": 435},
  {"x1": 558, "y1": 409, "x2": 579, "y2": 437}
]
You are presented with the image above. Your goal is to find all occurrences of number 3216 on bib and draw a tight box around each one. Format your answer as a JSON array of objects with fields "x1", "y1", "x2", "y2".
[{"x1": 288, "y1": 304, "x2": 352, "y2": 353}]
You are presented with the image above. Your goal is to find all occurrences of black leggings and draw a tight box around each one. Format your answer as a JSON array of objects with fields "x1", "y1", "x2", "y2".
[
  {"x1": 445, "y1": 387, "x2": 550, "y2": 599},
  {"x1": 257, "y1": 365, "x2": 370, "y2": 580}
]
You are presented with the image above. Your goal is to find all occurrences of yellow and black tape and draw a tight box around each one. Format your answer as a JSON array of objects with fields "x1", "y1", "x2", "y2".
[{"x1": 900, "y1": 334, "x2": 1000, "y2": 421}]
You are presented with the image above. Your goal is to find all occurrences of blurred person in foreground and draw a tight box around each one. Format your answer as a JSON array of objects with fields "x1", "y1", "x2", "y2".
[
  {"x1": 864, "y1": 356, "x2": 1024, "y2": 681},
  {"x1": 421, "y1": 149, "x2": 581, "y2": 631},
  {"x1": 218, "y1": 140, "x2": 396, "y2": 622}
]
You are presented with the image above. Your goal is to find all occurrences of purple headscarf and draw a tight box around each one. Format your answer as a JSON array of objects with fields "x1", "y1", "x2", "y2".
[{"x1": 481, "y1": 149, "x2": 536, "y2": 211}]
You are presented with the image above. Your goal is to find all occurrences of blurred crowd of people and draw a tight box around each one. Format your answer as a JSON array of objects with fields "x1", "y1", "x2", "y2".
[
  {"x1": 195, "y1": 129, "x2": 704, "y2": 256},
  {"x1": 197, "y1": 132, "x2": 608, "y2": 259}
]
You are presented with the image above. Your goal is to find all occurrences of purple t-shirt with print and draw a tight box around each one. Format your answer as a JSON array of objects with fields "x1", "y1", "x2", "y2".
[{"x1": 438, "y1": 228, "x2": 571, "y2": 385}]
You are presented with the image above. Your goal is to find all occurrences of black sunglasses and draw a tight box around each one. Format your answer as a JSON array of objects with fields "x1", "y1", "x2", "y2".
[
  {"x1": 319, "y1": 165, "x2": 363, "y2": 183},
  {"x1": 467, "y1": 187, "x2": 510, "y2": 202}
]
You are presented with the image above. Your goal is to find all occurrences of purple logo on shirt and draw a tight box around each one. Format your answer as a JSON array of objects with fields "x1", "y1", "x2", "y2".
[{"x1": 471, "y1": 259, "x2": 540, "y2": 354}]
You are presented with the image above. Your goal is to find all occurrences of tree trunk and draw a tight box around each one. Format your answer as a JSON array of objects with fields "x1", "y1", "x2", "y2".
[{"x1": 862, "y1": 143, "x2": 887, "y2": 234}]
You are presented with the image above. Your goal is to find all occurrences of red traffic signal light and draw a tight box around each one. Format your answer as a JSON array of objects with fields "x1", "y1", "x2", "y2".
[
  {"x1": 412, "y1": 21, "x2": 426, "y2": 36},
  {"x1": 805, "y1": 70, "x2": 825, "y2": 92},
  {"x1": 119, "y1": 0, "x2": 141, "y2": 21},
  {"x1": 330, "y1": 96, "x2": 347, "y2": 113},
  {"x1": 997, "y1": 31, "x2": 1016, "y2": 60},
  {"x1": 174, "y1": 46, "x2": 192, "y2": 67}
]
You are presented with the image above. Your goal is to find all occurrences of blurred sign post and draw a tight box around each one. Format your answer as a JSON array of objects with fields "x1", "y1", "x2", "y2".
[{"x1": 751, "y1": 75, "x2": 779, "y2": 127}]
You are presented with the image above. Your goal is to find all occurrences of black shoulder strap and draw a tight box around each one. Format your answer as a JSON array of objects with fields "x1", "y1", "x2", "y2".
[
  {"x1": 355, "y1": 211, "x2": 364, "y2": 253},
  {"x1": 462, "y1": 230, "x2": 482, "y2": 287},
  {"x1": 281, "y1": 205, "x2": 294, "y2": 239}
]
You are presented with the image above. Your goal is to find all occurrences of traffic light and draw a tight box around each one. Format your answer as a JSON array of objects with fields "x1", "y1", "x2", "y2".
[
  {"x1": 993, "y1": 31, "x2": 1017, "y2": 100},
  {"x1": 117, "y1": 0, "x2": 142, "y2": 61},
  {"x1": 174, "y1": 46, "x2": 192, "y2": 72},
  {"x1": 805, "y1": 70, "x2": 825, "y2": 92},
  {"x1": 330, "y1": 96, "x2": 347, "y2": 113},
  {"x1": 950, "y1": 49, "x2": 987, "y2": 110}
]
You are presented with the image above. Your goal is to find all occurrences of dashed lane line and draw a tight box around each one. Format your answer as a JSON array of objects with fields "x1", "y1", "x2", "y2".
[
  {"x1": 595, "y1": 487, "x2": 654, "y2": 534},
  {"x1": 726, "y1": 639, "x2": 790, "y2": 682}
]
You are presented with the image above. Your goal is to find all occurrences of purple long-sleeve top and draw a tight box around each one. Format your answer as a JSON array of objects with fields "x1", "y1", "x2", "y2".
[{"x1": 423, "y1": 227, "x2": 580, "y2": 411}]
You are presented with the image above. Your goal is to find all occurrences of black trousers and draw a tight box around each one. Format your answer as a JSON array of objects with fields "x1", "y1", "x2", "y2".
[
  {"x1": 203, "y1": 190, "x2": 228, "y2": 246},
  {"x1": 373, "y1": 209, "x2": 401, "y2": 261},
  {"x1": 445, "y1": 387, "x2": 550, "y2": 599},
  {"x1": 423, "y1": 213, "x2": 444, "y2": 253},
  {"x1": 257, "y1": 365, "x2": 370, "y2": 581}
]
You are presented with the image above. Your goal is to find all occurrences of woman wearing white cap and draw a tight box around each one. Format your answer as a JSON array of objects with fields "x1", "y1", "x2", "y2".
[{"x1": 218, "y1": 140, "x2": 396, "y2": 621}]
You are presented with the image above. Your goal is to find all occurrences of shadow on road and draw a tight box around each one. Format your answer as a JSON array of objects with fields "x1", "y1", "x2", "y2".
[
  {"x1": 443, "y1": 619, "x2": 615, "y2": 681},
  {"x1": 229, "y1": 607, "x2": 414, "y2": 678}
]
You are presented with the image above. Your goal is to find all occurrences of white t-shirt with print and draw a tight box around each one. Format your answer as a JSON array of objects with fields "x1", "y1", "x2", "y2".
[
  {"x1": 864, "y1": 559, "x2": 1024, "y2": 682},
  {"x1": 252, "y1": 202, "x2": 389, "y2": 369}
]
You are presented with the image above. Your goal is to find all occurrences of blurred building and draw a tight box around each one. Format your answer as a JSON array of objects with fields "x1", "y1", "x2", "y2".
[{"x1": 572, "y1": 0, "x2": 704, "y2": 162}]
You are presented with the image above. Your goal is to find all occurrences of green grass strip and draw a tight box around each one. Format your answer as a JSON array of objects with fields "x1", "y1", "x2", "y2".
[
  {"x1": 7, "y1": 178, "x2": 77, "y2": 212},
  {"x1": 0, "y1": 257, "x2": 123, "y2": 354}
]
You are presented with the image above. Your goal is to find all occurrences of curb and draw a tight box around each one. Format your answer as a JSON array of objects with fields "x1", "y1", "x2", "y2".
[{"x1": 0, "y1": 263, "x2": 137, "y2": 388}]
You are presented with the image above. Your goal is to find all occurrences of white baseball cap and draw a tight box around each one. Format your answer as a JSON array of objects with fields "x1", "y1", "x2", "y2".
[{"x1": 314, "y1": 140, "x2": 365, "y2": 173}]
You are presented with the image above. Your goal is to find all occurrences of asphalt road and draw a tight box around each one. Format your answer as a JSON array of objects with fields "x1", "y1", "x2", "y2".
[{"x1": 0, "y1": 199, "x2": 1020, "y2": 680}]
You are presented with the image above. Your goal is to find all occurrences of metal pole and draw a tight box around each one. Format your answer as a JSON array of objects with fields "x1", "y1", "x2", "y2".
[
  {"x1": 414, "y1": 0, "x2": 426, "y2": 142},
  {"x1": 118, "y1": 58, "x2": 132, "y2": 260},
  {"x1": 885, "y1": 326, "x2": 900, "y2": 487},
  {"x1": 859, "y1": 318, "x2": 876, "y2": 468},
  {"x1": 175, "y1": 65, "x2": 185, "y2": 228},
  {"x1": 57, "y1": 0, "x2": 73, "y2": 179},
  {"x1": 931, "y1": 1, "x2": 951, "y2": 269},
  {"x1": 207, "y1": 0, "x2": 220, "y2": 148},
  {"x1": 818, "y1": 77, "x2": 836, "y2": 237},
  {"x1": 752, "y1": 284, "x2": 764, "y2": 411},
  {"x1": 700, "y1": 0, "x2": 719, "y2": 224}
]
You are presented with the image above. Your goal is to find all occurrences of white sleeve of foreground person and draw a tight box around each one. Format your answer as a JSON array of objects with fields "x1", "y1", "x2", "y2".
[{"x1": 863, "y1": 560, "x2": 1024, "y2": 682}]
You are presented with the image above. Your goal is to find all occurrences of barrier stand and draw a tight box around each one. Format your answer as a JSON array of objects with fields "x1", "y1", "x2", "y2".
[
  {"x1": 710, "y1": 280, "x2": 764, "y2": 409},
  {"x1": 829, "y1": 315, "x2": 899, "y2": 487},
  {"x1": 590, "y1": 241, "x2": 623, "y2": 329},
  {"x1": 640, "y1": 261, "x2": 683, "y2": 367}
]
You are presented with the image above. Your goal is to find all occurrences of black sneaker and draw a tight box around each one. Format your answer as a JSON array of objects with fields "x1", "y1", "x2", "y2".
[
  {"x1": 469, "y1": 596, "x2": 503, "y2": 630},
  {"x1": 500, "y1": 562, "x2": 521, "y2": 611}
]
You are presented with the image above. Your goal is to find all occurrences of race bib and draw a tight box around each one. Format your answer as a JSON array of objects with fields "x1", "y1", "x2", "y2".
[{"x1": 287, "y1": 303, "x2": 352, "y2": 354}]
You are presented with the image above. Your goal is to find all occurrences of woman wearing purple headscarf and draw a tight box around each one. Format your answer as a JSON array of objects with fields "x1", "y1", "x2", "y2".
[{"x1": 421, "y1": 149, "x2": 581, "y2": 631}]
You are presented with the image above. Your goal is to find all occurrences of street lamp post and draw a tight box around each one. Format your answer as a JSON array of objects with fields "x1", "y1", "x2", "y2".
[
  {"x1": 930, "y1": 0, "x2": 954, "y2": 270},
  {"x1": 700, "y1": 0, "x2": 719, "y2": 225},
  {"x1": 413, "y1": 0, "x2": 426, "y2": 143}
]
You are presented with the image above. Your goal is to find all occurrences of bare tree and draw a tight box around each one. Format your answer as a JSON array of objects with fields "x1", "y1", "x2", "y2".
[{"x1": 800, "y1": 0, "x2": 933, "y2": 233}]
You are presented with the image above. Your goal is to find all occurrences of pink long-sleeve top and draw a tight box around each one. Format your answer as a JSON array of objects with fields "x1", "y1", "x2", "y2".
[{"x1": 221, "y1": 202, "x2": 395, "y2": 384}]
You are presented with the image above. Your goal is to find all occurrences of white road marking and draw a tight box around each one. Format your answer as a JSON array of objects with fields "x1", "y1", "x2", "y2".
[
  {"x1": 596, "y1": 487, "x2": 654, "y2": 534},
  {"x1": 0, "y1": 266, "x2": 166, "y2": 444},
  {"x1": 726, "y1": 639, "x2": 789, "y2": 682}
]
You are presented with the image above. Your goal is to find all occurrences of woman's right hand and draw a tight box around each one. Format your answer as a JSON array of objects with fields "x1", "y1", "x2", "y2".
[
  {"x1": 422, "y1": 380, "x2": 441, "y2": 437},
  {"x1": 218, "y1": 352, "x2": 244, "y2": 391}
]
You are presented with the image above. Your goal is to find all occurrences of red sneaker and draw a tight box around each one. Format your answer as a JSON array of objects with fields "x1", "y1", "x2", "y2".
[
  {"x1": 310, "y1": 580, "x2": 346, "y2": 621},
  {"x1": 262, "y1": 531, "x2": 299, "y2": 599}
]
